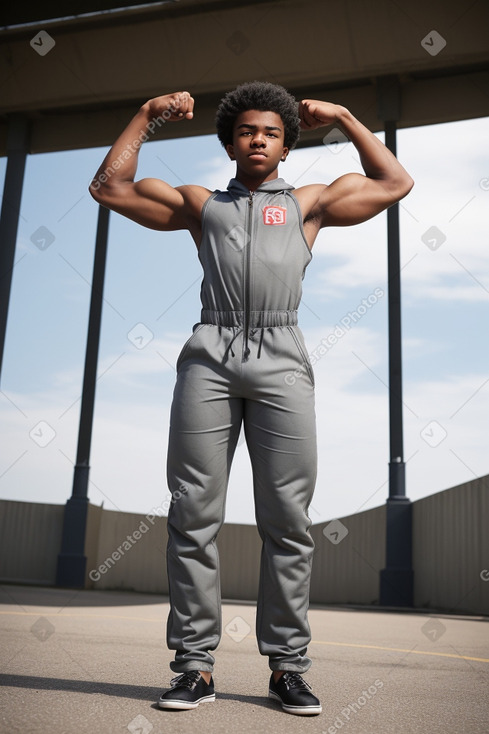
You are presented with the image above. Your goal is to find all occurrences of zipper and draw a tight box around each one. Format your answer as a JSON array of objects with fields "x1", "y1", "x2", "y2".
[{"x1": 242, "y1": 190, "x2": 254, "y2": 361}]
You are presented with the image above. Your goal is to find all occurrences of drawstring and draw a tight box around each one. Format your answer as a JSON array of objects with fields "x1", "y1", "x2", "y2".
[
  {"x1": 223, "y1": 328, "x2": 242, "y2": 363},
  {"x1": 243, "y1": 329, "x2": 250, "y2": 362},
  {"x1": 257, "y1": 327, "x2": 265, "y2": 359},
  {"x1": 245, "y1": 327, "x2": 265, "y2": 360},
  {"x1": 202, "y1": 315, "x2": 295, "y2": 362}
]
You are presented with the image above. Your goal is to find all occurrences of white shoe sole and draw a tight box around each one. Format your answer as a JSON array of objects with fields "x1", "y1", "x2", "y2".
[
  {"x1": 269, "y1": 690, "x2": 322, "y2": 715},
  {"x1": 158, "y1": 693, "x2": 216, "y2": 710}
]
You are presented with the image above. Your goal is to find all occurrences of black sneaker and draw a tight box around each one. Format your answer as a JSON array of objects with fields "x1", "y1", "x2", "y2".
[
  {"x1": 268, "y1": 672, "x2": 322, "y2": 715},
  {"x1": 158, "y1": 670, "x2": 215, "y2": 710}
]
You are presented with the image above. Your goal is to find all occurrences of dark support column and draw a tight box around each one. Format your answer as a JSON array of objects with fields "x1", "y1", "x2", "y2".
[
  {"x1": 0, "y1": 115, "x2": 29, "y2": 385},
  {"x1": 56, "y1": 205, "x2": 110, "y2": 587},
  {"x1": 377, "y1": 77, "x2": 413, "y2": 607}
]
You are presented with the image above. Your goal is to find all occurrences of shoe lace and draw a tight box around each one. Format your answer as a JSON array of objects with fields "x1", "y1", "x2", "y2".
[
  {"x1": 282, "y1": 672, "x2": 312, "y2": 691},
  {"x1": 169, "y1": 670, "x2": 201, "y2": 690}
]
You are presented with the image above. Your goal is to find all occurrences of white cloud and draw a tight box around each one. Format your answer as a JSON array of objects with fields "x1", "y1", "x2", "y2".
[{"x1": 303, "y1": 323, "x2": 489, "y2": 521}]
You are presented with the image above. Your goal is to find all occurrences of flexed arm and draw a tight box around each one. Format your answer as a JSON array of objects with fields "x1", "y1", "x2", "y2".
[
  {"x1": 298, "y1": 100, "x2": 414, "y2": 228},
  {"x1": 89, "y1": 92, "x2": 209, "y2": 232}
]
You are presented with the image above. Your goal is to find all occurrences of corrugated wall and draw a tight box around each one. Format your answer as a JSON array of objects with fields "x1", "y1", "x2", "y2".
[
  {"x1": 1, "y1": 476, "x2": 488, "y2": 614},
  {"x1": 86, "y1": 508, "x2": 168, "y2": 593},
  {"x1": 0, "y1": 499, "x2": 64, "y2": 584},
  {"x1": 310, "y1": 505, "x2": 385, "y2": 605},
  {"x1": 413, "y1": 475, "x2": 489, "y2": 615}
]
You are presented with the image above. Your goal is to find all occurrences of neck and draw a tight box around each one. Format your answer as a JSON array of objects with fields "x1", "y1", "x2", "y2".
[{"x1": 234, "y1": 167, "x2": 279, "y2": 192}]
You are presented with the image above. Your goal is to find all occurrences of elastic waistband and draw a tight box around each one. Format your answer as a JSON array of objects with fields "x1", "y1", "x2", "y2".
[{"x1": 201, "y1": 309, "x2": 298, "y2": 328}]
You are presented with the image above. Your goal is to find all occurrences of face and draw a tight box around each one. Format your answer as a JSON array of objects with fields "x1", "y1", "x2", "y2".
[{"x1": 226, "y1": 109, "x2": 289, "y2": 179}]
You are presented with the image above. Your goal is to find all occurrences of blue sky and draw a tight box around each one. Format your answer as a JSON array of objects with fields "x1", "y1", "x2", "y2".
[{"x1": 0, "y1": 115, "x2": 488, "y2": 524}]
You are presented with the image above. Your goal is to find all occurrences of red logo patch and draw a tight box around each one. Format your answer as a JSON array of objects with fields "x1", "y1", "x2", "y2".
[{"x1": 263, "y1": 206, "x2": 287, "y2": 225}]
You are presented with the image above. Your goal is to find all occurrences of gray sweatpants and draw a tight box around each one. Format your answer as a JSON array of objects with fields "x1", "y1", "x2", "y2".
[{"x1": 166, "y1": 314, "x2": 317, "y2": 673}]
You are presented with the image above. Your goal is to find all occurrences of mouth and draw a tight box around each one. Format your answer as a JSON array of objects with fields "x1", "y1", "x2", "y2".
[{"x1": 248, "y1": 152, "x2": 267, "y2": 159}]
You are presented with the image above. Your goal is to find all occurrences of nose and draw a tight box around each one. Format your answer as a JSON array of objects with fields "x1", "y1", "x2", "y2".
[{"x1": 251, "y1": 132, "x2": 266, "y2": 147}]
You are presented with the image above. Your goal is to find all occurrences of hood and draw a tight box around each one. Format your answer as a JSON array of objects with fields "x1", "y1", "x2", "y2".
[{"x1": 227, "y1": 177, "x2": 295, "y2": 195}]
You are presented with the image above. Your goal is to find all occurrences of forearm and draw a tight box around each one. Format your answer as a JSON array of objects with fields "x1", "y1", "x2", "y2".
[
  {"x1": 89, "y1": 103, "x2": 153, "y2": 196},
  {"x1": 335, "y1": 105, "x2": 412, "y2": 188}
]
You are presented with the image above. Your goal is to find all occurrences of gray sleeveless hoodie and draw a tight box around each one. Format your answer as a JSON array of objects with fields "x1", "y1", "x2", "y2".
[{"x1": 199, "y1": 177, "x2": 312, "y2": 359}]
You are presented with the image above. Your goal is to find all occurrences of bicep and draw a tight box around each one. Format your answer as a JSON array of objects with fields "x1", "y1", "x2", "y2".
[
  {"x1": 319, "y1": 173, "x2": 402, "y2": 227},
  {"x1": 90, "y1": 177, "x2": 190, "y2": 231}
]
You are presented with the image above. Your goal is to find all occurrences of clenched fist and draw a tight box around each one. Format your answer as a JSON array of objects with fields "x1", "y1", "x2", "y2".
[
  {"x1": 298, "y1": 99, "x2": 342, "y2": 130},
  {"x1": 144, "y1": 91, "x2": 195, "y2": 122}
]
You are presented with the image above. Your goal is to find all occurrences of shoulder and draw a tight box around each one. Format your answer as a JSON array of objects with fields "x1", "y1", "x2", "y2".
[
  {"x1": 176, "y1": 184, "x2": 213, "y2": 207},
  {"x1": 175, "y1": 184, "x2": 213, "y2": 221}
]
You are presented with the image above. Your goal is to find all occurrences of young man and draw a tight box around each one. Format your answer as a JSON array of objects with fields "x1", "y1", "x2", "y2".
[{"x1": 90, "y1": 82, "x2": 413, "y2": 716}]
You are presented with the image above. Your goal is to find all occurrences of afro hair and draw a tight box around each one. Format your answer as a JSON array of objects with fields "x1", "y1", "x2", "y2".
[{"x1": 215, "y1": 81, "x2": 300, "y2": 151}]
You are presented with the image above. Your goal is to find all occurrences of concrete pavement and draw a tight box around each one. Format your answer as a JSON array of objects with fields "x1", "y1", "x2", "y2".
[{"x1": 0, "y1": 585, "x2": 488, "y2": 734}]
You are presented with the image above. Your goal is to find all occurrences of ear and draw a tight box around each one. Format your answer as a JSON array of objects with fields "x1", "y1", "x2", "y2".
[
  {"x1": 226, "y1": 143, "x2": 235, "y2": 161},
  {"x1": 281, "y1": 146, "x2": 289, "y2": 162}
]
